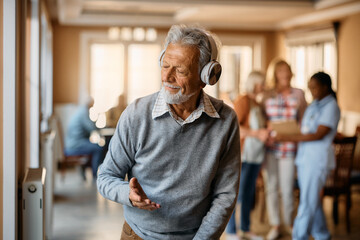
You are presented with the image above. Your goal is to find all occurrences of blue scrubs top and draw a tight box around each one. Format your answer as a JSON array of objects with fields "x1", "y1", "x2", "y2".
[{"x1": 295, "y1": 95, "x2": 340, "y2": 170}]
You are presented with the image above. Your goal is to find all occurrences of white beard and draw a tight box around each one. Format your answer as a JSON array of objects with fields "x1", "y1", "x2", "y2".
[{"x1": 161, "y1": 83, "x2": 195, "y2": 104}]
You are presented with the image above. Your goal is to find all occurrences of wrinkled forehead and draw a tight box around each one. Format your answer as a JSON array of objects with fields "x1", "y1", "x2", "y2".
[{"x1": 164, "y1": 43, "x2": 200, "y2": 65}]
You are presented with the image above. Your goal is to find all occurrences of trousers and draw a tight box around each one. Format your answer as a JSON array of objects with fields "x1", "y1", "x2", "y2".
[
  {"x1": 121, "y1": 221, "x2": 143, "y2": 240},
  {"x1": 262, "y1": 153, "x2": 295, "y2": 226},
  {"x1": 65, "y1": 140, "x2": 104, "y2": 177},
  {"x1": 226, "y1": 162, "x2": 261, "y2": 233},
  {"x1": 292, "y1": 166, "x2": 331, "y2": 240}
]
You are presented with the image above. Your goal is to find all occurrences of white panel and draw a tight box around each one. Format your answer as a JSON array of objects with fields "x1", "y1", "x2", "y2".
[
  {"x1": 30, "y1": 0, "x2": 40, "y2": 167},
  {"x1": 3, "y1": 0, "x2": 17, "y2": 239}
]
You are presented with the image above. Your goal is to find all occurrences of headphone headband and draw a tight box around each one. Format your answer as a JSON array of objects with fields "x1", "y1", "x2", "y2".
[{"x1": 206, "y1": 33, "x2": 218, "y2": 61}]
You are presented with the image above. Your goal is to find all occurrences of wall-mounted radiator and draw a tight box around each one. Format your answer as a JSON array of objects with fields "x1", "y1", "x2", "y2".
[{"x1": 22, "y1": 168, "x2": 46, "y2": 240}]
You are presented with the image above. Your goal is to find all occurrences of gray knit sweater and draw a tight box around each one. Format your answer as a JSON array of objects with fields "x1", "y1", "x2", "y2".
[{"x1": 97, "y1": 92, "x2": 241, "y2": 240}]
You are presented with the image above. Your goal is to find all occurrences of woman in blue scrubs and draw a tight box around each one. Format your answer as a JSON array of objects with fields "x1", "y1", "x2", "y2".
[{"x1": 273, "y1": 72, "x2": 340, "y2": 240}]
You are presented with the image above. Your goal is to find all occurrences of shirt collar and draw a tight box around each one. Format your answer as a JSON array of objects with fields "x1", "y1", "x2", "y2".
[
  {"x1": 314, "y1": 94, "x2": 334, "y2": 107},
  {"x1": 152, "y1": 90, "x2": 220, "y2": 122}
]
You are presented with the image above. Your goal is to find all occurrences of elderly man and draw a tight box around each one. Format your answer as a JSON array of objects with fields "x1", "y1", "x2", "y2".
[{"x1": 97, "y1": 25, "x2": 241, "y2": 240}]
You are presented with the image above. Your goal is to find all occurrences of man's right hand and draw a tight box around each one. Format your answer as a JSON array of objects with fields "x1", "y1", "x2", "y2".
[{"x1": 129, "y1": 177, "x2": 161, "y2": 211}]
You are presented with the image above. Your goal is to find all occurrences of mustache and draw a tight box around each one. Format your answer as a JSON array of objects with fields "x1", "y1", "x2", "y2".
[{"x1": 163, "y1": 82, "x2": 181, "y2": 89}]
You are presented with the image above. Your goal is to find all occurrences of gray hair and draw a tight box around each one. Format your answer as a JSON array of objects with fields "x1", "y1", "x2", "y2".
[
  {"x1": 164, "y1": 24, "x2": 219, "y2": 73},
  {"x1": 245, "y1": 71, "x2": 265, "y2": 94}
]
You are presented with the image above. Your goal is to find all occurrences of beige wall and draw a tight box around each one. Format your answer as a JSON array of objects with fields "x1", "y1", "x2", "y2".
[
  {"x1": 338, "y1": 12, "x2": 360, "y2": 113},
  {"x1": 53, "y1": 23, "x2": 81, "y2": 103},
  {"x1": 0, "y1": 0, "x2": 3, "y2": 237},
  {"x1": 264, "y1": 31, "x2": 286, "y2": 68},
  {"x1": 53, "y1": 23, "x2": 109, "y2": 104}
]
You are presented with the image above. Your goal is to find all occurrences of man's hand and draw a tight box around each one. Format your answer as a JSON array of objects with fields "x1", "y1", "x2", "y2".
[{"x1": 129, "y1": 177, "x2": 161, "y2": 211}]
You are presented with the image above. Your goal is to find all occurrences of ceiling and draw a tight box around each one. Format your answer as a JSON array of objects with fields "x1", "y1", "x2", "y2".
[{"x1": 47, "y1": 0, "x2": 360, "y2": 30}]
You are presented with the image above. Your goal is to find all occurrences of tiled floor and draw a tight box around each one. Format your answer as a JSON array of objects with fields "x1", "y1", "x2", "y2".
[
  {"x1": 51, "y1": 168, "x2": 360, "y2": 240},
  {"x1": 52, "y1": 169, "x2": 124, "y2": 240}
]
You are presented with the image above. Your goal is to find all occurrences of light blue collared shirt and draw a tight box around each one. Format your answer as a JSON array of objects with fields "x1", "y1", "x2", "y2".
[{"x1": 295, "y1": 94, "x2": 340, "y2": 170}]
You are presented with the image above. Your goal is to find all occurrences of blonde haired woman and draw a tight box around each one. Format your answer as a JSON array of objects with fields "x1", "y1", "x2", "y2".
[{"x1": 261, "y1": 59, "x2": 307, "y2": 240}]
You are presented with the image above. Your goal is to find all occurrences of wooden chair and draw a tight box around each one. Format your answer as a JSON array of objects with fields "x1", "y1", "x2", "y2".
[
  {"x1": 323, "y1": 135, "x2": 357, "y2": 233},
  {"x1": 55, "y1": 116, "x2": 92, "y2": 181},
  {"x1": 350, "y1": 126, "x2": 360, "y2": 186}
]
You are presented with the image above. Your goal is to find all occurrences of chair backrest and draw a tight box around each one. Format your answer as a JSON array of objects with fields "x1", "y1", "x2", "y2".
[
  {"x1": 325, "y1": 136, "x2": 357, "y2": 192},
  {"x1": 55, "y1": 116, "x2": 66, "y2": 153},
  {"x1": 353, "y1": 126, "x2": 360, "y2": 171},
  {"x1": 49, "y1": 115, "x2": 64, "y2": 162},
  {"x1": 54, "y1": 103, "x2": 79, "y2": 139}
]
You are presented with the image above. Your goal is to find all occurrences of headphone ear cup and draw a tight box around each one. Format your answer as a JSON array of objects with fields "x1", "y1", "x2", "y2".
[
  {"x1": 159, "y1": 49, "x2": 165, "y2": 68},
  {"x1": 201, "y1": 61, "x2": 222, "y2": 85}
]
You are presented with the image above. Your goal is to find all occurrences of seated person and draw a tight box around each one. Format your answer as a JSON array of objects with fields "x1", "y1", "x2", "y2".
[
  {"x1": 65, "y1": 97, "x2": 104, "y2": 179},
  {"x1": 105, "y1": 94, "x2": 127, "y2": 128}
]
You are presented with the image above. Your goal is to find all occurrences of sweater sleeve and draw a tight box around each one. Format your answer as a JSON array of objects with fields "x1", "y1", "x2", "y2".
[
  {"x1": 193, "y1": 111, "x2": 241, "y2": 240},
  {"x1": 96, "y1": 107, "x2": 135, "y2": 207},
  {"x1": 233, "y1": 95, "x2": 250, "y2": 126}
]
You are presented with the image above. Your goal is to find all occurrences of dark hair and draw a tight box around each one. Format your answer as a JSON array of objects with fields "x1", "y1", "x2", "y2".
[{"x1": 310, "y1": 72, "x2": 337, "y2": 100}]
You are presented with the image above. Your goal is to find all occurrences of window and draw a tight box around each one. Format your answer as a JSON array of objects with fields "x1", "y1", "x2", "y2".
[
  {"x1": 81, "y1": 29, "x2": 162, "y2": 127},
  {"x1": 90, "y1": 43, "x2": 125, "y2": 127},
  {"x1": 40, "y1": 11, "x2": 53, "y2": 132},
  {"x1": 127, "y1": 44, "x2": 161, "y2": 103},
  {"x1": 286, "y1": 28, "x2": 337, "y2": 102},
  {"x1": 220, "y1": 46, "x2": 253, "y2": 95},
  {"x1": 204, "y1": 35, "x2": 264, "y2": 106}
]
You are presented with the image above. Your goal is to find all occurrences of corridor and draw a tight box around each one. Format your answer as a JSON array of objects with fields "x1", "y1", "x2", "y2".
[
  {"x1": 52, "y1": 168, "x2": 360, "y2": 240},
  {"x1": 52, "y1": 169, "x2": 124, "y2": 240}
]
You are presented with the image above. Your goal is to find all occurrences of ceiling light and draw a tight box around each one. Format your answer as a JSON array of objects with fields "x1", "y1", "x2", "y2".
[
  {"x1": 133, "y1": 27, "x2": 145, "y2": 41},
  {"x1": 108, "y1": 27, "x2": 120, "y2": 40},
  {"x1": 146, "y1": 28, "x2": 157, "y2": 41},
  {"x1": 121, "y1": 27, "x2": 132, "y2": 41}
]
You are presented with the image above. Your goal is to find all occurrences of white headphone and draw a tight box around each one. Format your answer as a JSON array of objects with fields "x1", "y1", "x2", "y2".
[{"x1": 159, "y1": 33, "x2": 222, "y2": 85}]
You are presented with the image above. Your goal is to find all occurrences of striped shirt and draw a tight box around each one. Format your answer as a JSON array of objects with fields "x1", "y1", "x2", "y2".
[{"x1": 152, "y1": 90, "x2": 220, "y2": 125}]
